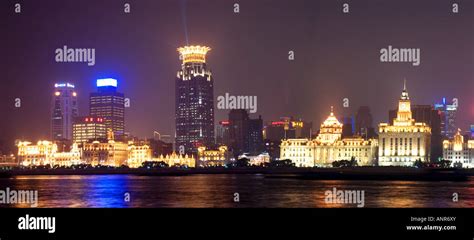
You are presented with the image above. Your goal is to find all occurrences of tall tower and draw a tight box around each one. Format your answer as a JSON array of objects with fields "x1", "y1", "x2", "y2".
[
  {"x1": 89, "y1": 78, "x2": 125, "y2": 140},
  {"x1": 395, "y1": 80, "x2": 412, "y2": 123},
  {"x1": 51, "y1": 83, "x2": 78, "y2": 141},
  {"x1": 175, "y1": 45, "x2": 214, "y2": 154},
  {"x1": 434, "y1": 97, "x2": 458, "y2": 138}
]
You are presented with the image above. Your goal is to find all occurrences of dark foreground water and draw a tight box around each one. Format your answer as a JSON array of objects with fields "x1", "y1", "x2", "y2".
[{"x1": 0, "y1": 174, "x2": 473, "y2": 208}]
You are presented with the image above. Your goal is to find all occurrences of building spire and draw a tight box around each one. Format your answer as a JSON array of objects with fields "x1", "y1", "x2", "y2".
[
  {"x1": 330, "y1": 106, "x2": 334, "y2": 116},
  {"x1": 400, "y1": 79, "x2": 409, "y2": 100}
]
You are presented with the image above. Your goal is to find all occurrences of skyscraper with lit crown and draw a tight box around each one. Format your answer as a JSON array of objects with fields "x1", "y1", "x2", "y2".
[
  {"x1": 51, "y1": 83, "x2": 78, "y2": 141},
  {"x1": 89, "y1": 78, "x2": 125, "y2": 139},
  {"x1": 378, "y1": 81, "x2": 431, "y2": 166},
  {"x1": 175, "y1": 46, "x2": 214, "y2": 154}
]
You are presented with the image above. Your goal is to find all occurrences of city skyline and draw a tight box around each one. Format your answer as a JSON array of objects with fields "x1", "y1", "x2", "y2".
[
  {"x1": 1, "y1": 0, "x2": 473, "y2": 153},
  {"x1": 2, "y1": 2, "x2": 474, "y2": 237}
]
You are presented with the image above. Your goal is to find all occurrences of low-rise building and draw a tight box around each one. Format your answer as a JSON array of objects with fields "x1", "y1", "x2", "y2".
[
  {"x1": 17, "y1": 140, "x2": 57, "y2": 166},
  {"x1": 82, "y1": 131, "x2": 128, "y2": 167},
  {"x1": 280, "y1": 107, "x2": 378, "y2": 167},
  {"x1": 443, "y1": 129, "x2": 474, "y2": 168},
  {"x1": 197, "y1": 146, "x2": 230, "y2": 167},
  {"x1": 127, "y1": 141, "x2": 152, "y2": 168},
  {"x1": 239, "y1": 152, "x2": 270, "y2": 166},
  {"x1": 152, "y1": 152, "x2": 195, "y2": 168},
  {"x1": 52, "y1": 143, "x2": 81, "y2": 166}
]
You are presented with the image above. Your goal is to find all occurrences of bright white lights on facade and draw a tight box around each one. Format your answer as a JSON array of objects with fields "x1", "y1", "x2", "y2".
[
  {"x1": 54, "y1": 83, "x2": 75, "y2": 88},
  {"x1": 97, "y1": 78, "x2": 118, "y2": 87}
]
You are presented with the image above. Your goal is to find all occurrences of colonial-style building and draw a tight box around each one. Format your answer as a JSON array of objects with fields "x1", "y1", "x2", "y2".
[
  {"x1": 239, "y1": 152, "x2": 271, "y2": 166},
  {"x1": 127, "y1": 141, "x2": 152, "y2": 168},
  {"x1": 53, "y1": 143, "x2": 81, "y2": 166},
  {"x1": 152, "y1": 152, "x2": 196, "y2": 168},
  {"x1": 197, "y1": 146, "x2": 230, "y2": 167},
  {"x1": 17, "y1": 140, "x2": 57, "y2": 166},
  {"x1": 82, "y1": 131, "x2": 128, "y2": 167},
  {"x1": 378, "y1": 82, "x2": 431, "y2": 166},
  {"x1": 280, "y1": 107, "x2": 378, "y2": 167},
  {"x1": 443, "y1": 129, "x2": 474, "y2": 168},
  {"x1": 17, "y1": 141, "x2": 81, "y2": 167}
]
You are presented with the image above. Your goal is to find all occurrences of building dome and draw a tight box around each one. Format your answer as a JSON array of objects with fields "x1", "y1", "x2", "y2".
[
  {"x1": 316, "y1": 106, "x2": 343, "y2": 144},
  {"x1": 321, "y1": 106, "x2": 343, "y2": 128}
]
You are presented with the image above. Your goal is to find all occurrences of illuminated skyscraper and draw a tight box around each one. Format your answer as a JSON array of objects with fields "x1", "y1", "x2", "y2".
[
  {"x1": 175, "y1": 46, "x2": 214, "y2": 154},
  {"x1": 51, "y1": 83, "x2": 79, "y2": 141},
  {"x1": 89, "y1": 78, "x2": 125, "y2": 139},
  {"x1": 434, "y1": 98, "x2": 457, "y2": 138},
  {"x1": 72, "y1": 116, "x2": 107, "y2": 144}
]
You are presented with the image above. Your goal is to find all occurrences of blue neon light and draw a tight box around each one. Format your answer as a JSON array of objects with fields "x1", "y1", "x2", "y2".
[{"x1": 97, "y1": 78, "x2": 118, "y2": 87}]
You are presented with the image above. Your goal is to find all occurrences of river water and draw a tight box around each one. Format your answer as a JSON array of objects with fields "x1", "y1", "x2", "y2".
[{"x1": 0, "y1": 174, "x2": 472, "y2": 208}]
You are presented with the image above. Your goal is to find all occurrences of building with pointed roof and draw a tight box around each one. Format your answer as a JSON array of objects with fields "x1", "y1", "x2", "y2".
[{"x1": 378, "y1": 81, "x2": 431, "y2": 166}]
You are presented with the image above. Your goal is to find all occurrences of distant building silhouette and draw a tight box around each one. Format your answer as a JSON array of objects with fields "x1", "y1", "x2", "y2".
[{"x1": 434, "y1": 98, "x2": 457, "y2": 138}]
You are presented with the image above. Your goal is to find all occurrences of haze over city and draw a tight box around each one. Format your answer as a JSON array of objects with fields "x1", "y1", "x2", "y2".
[{"x1": 1, "y1": 0, "x2": 472, "y2": 153}]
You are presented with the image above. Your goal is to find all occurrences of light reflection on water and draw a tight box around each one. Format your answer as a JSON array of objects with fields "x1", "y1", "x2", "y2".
[{"x1": 0, "y1": 175, "x2": 472, "y2": 208}]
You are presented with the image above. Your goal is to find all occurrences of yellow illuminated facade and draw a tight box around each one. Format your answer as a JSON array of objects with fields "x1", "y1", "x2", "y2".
[
  {"x1": 443, "y1": 129, "x2": 474, "y2": 168},
  {"x1": 177, "y1": 45, "x2": 211, "y2": 64},
  {"x1": 0, "y1": 154, "x2": 17, "y2": 167},
  {"x1": 18, "y1": 141, "x2": 57, "y2": 166},
  {"x1": 239, "y1": 152, "x2": 271, "y2": 166},
  {"x1": 378, "y1": 81, "x2": 431, "y2": 166},
  {"x1": 53, "y1": 143, "x2": 81, "y2": 166},
  {"x1": 17, "y1": 141, "x2": 81, "y2": 167},
  {"x1": 82, "y1": 131, "x2": 128, "y2": 167},
  {"x1": 127, "y1": 142, "x2": 152, "y2": 168},
  {"x1": 152, "y1": 152, "x2": 195, "y2": 168},
  {"x1": 197, "y1": 146, "x2": 229, "y2": 167},
  {"x1": 176, "y1": 45, "x2": 212, "y2": 81},
  {"x1": 280, "y1": 107, "x2": 378, "y2": 167}
]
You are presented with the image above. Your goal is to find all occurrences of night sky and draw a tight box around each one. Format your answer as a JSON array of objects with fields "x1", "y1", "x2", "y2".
[{"x1": 1, "y1": 0, "x2": 473, "y2": 153}]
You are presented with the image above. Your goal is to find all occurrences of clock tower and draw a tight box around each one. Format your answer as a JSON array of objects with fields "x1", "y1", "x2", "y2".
[
  {"x1": 396, "y1": 80, "x2": 412, "y2": 123},
  {"x1": 378, "y1": 79, "x2": 432, "y2": 166}
]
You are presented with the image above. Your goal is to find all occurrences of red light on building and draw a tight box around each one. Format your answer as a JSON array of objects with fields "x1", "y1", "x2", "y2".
[
  {"x1": 220, "y1": 121, "x2": 230, "y2": 125},
  {"x1": 271, "y1": 121, "x2": 285, "y2": 126}
]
